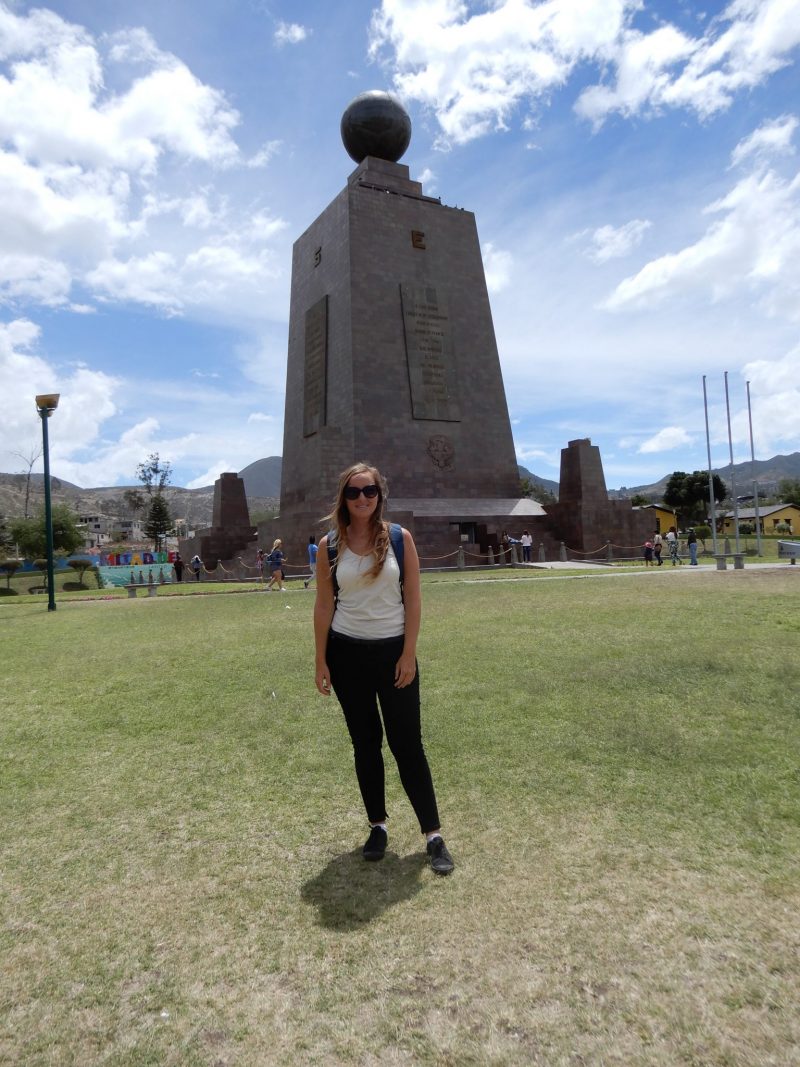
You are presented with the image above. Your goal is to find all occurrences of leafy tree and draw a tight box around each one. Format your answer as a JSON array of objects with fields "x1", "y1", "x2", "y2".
[
  {"x1": 777, "y1": 478, "x2": 800, "y2": 508},
  {"x1": 9, "y1": 505, "x2": 84, "y2": 558},
  {"x1": 0, "y1": 558, "x2": 21, "y2": 590},
  {"x1": 144, "y1": 494, "x2": 172, "y2": 552},
  {"x1": 67, "y1": 559, "x2": 94, "y2": 586},
  {"x1": 0, "y1": 514, "x2": 11, "y2": 551},
  {"x1": 122, "y1": 488, "x2": 146, "y2": 516},
  {"x1": 663, "y1": 471, "x2": 727, "y2": 526},
  {"x1": 694, "y1": 524, "x2": 712, "y2": 550},
  {"x1": 520, "y1": 477, "x2": 556, "y2": 504},
  {"x1": 136, "y1": 453, "x2": 172, "y2": 496},
  {"x1": 630, "y1": 493, "x2": 652, "y2": 506}
]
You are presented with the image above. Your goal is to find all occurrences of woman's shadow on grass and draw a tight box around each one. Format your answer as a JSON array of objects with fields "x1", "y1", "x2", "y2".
[{"x1": 301, "y1": 847, "x2": 427, "y2": 930}]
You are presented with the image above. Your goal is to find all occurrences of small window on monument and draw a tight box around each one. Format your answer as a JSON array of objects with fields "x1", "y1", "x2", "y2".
[
  {"x1": 314, "y1": 247, "x2": 322, "y2": 266},
  {"x1": 411, "y1": 230, "x2": 426, "y2": 249}
]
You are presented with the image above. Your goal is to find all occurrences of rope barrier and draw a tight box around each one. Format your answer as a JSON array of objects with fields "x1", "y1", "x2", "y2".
[
  {"x1": 237, "y1": 557, "x2": 262, "y2": 573},
  {"x1": 417, "y1": 548, "x2": 461, "y2": 562}
]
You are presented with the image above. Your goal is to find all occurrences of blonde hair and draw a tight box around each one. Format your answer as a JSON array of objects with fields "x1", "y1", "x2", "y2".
[
  {"x1": 323, "y1": 462, "x2": 389, "y2": 580},
  {"x1": 271, "y1": 538, "x2": 282, "y2": 550}
]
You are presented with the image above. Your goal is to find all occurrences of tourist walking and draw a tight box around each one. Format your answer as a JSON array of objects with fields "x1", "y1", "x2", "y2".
[
  {"x1": 173, "y1": 553, "x2": 184, "y2": 583},
  {"x1": 687, "y1": 527, "x2": 698, "y2": 565},
  {"x1": 191, "y1": 555, "x2": 202, "y2": 581},
  {"x1": 653, "y1": 530, "x2": 663, "y2": 566},
  {"x1": 643, "y1": 540, "x2": 654, "y2": 566},
  {"x1": 313, "y1": 462, "x2": 454, "y2": 874},
  {"x1": 304, "y1": 535, "x2": 318, "y2": 589},
  {"x1": 520, "y1": 529, "x2": 533, "y2": 563},
  {"x1": 267, "y1": 539, "x2": 286, "y2": 591},
  {"x1": 666, "y1": 526, "x2": 682, "y2": 565}
]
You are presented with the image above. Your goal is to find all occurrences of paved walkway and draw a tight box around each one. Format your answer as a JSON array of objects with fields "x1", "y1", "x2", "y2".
[{"x1": 462, "y1": 560, "x2": 796, "y2": 583}]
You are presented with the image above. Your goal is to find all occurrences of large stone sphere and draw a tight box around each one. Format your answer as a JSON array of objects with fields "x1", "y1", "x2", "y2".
[{"x1": 341, "y1": 91, "x2": 411, "y2": 164}]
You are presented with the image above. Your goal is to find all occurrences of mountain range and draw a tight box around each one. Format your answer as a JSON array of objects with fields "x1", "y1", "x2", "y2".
[{"x1": 1, "y1": 453, "x2": 797, "y2": 530}]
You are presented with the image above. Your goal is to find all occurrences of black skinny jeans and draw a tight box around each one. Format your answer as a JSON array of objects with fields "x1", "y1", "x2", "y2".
[{"x1": 327, "y1": 631, "x2": 440, "y2": 834}]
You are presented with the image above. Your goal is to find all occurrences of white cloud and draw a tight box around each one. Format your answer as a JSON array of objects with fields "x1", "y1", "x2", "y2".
[
  {"x1": 0, "y1": 314, "x2": 284, "y2": 490},
  {"x1": 577, "y1": 0, "x2": 800, "y2": 126},
  {"x1": 482, "y1": 241, "x2": 513, "y2": 292},
  {"x1": 741, "y1": 347, "x2": 800, "y2": 454},
  {"x1": 0, "y1": 6, "x2": 293, "y2": 323},
  {"x1": 274, "y1": 22, "x2": 309, "y2": 47},
  {"x1": 417, "y1": 166, "x2": 436, "y2": 192},
  {"x1": 186, "y1": 462, "x2": 230, "y2": 490},
  {"x1": 247, "y1": 412, "x2": 274, "y2": 423},
  {"x1": 369, "y1": 0, "x2": 800, "y2": 144},
  {"x1": 247, "y1": 140, "x2": 282, "y2": 168},
  {"x1": 0, "y1": 316, "x2": 119, "y2": 471},
  {"x1": 0, "y1": 15, "x2": 241, "y2": 173},
  {"x1": 515, "y1": 444, "x2": 561, "y2": 472},
  {"x1": 0, "y1": 252, "x2": 72, "y2": 305},
  {"x1": 731, "y1": 114, "x2": 798, "y2": 167},
  {"x1": 603, "y1": 155, "x2": 800, "y2": 318},
  {"x1": 637, "y1": 426, "x2": 692, "y2": 453},
  {"x1": 580, "y1": 219, "x2": 652, "y2": 263}
]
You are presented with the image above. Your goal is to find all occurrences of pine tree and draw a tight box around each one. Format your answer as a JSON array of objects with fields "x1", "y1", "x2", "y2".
[{"x1": 144, "y1": 494, "x2": 172, "y2": 552}]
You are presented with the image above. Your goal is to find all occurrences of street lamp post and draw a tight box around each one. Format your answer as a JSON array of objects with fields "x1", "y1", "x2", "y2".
[{"x1": 35, "y1": 393, "x2": 60, "y2": 612}]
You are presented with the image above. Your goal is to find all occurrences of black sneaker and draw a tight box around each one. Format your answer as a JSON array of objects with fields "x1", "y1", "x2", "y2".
[
  {"x1": 362, "y1": 826, "x2": 387, "y2": 861},
  {"x1": 427, "y1": 836, "x2": 454, "y2": 874}
]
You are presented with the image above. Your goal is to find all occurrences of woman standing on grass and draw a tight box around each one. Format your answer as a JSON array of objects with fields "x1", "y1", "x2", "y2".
[
  {"x1": 313, "y1": 462, "x2": 454, "y2": 874},
  {"x1": 267, "y1": 539, "x2": 286, "y2": 592}
]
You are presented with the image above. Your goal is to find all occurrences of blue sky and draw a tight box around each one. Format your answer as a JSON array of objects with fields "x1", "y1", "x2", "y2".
[{"x1": 1, "y1": 0, "x2": 798, "y2": 492}]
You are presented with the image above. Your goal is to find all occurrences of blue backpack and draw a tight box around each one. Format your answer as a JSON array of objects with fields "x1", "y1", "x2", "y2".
[{"x1": 327, "y1": 523, "x2": 405, "y2": 602}]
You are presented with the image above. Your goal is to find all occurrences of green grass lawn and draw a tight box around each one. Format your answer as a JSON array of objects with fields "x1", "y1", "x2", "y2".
[{"x1": 2, "y1": 569, "x2": 799, "y2": 1065}]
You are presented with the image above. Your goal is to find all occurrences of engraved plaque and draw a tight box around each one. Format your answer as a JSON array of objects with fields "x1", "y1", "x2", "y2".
[
  {"x1": 400, "y1": 284, "x2": 460, "y2": 422},
  {"x1": 303, "y1": 296, "x2": 327, "y2": 437}
]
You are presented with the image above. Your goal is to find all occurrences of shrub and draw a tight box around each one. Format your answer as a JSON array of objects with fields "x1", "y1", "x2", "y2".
[
  {"x1": 67, "y1": 559, "x2": 94, "y2": 586},
  {"x1": 0, "y1": 558, "x2": 21, "y2": 591}
]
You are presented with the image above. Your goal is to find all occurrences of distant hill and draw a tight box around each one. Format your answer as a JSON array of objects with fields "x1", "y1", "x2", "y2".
[
  {"x1": 0, "y1": 474, "x2": 217, "y2": 528},
  {"x1": 4, "y1": 451, "x2": 792, "y2": 526},
  {"x1": 610, "y1": 451, "x2": 800, "y2": 500},
  {"x1": 517, "y1": 464, "x2": 559, "y2": 497},
  {"x1": 238, "y1": 456, "x2": 282, "y2": 498}
]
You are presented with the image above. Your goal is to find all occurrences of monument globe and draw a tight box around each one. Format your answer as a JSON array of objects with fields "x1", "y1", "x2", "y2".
[{"x1": 340, "y1": 90, "x2": 411, "y2": 163}]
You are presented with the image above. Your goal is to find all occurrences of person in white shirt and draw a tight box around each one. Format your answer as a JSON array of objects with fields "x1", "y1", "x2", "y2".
[
  {"x1": 313, "y1": 462, "x2": 454, "y2": 874},
  {"x1": 520, "y1": 529, "x2": 533, "y2": 563}
]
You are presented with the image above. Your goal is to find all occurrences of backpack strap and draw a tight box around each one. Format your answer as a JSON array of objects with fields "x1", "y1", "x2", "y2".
[
  {"x1": 326, "y1": 523, "x2": 405, "y2": 604},
  {"x1": 326, "y1": 529, "x2": 339, "y2": 602},
  {"x1": 389, "y1": 523, "x2": 404, "y2": 596}
]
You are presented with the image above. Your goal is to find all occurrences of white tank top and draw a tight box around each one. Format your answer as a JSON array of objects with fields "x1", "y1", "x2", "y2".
[{"x1": 331, "y1": 543, "x2": 405, "y2": 639}]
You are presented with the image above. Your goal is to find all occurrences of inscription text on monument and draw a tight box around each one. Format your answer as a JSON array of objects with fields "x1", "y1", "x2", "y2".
[
  {"x1": 400, "y1": 284, "x2": 460, "y2": 422},
  {"x1": 303, "y1": 296, "x2": 328, "y2": 437}
]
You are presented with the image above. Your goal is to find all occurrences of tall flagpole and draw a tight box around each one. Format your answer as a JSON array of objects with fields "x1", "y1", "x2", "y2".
[
  {"x1": 724, "y1": 371, "x2": 741, "y2": 553},
  {"x1": 702, "y1": 375, "x2": 719, "y2": 553},
  {"x1": 746, "y1": 380, "x2": 762, "y2": 556}
]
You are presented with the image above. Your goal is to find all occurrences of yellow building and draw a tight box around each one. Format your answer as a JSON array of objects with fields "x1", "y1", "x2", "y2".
[
  {"x1": 722, "y1": 503, "x2": 800, "y2": 534},
  {"x1": 632, "y1": 504, "x2": 680, "y2": 535}
]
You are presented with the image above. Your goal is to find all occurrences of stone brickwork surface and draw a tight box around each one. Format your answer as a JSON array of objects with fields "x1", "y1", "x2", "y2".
[
  {"x1": 278, "y1": 156, "x2": 520, "y2": 562},
  {"x1": 546, "y1": 439, "x2": 651, "y2": 555}
]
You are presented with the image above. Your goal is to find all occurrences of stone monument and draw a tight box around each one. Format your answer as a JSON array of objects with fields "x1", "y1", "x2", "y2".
[
  {"x1": 179, "y1": 472, "x2": 257, "y2": 567},
  {"x1": 546, "y1": 439, "x2": 651, "y2": 554},
  {"x1": 278, "y1": 91, "x2": 541, "y2": 562}
]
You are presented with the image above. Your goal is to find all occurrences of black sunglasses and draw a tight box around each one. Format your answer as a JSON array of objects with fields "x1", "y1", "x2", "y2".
[{"x1": 344, "y1": 484, "x2": 380, "y2": 500}]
